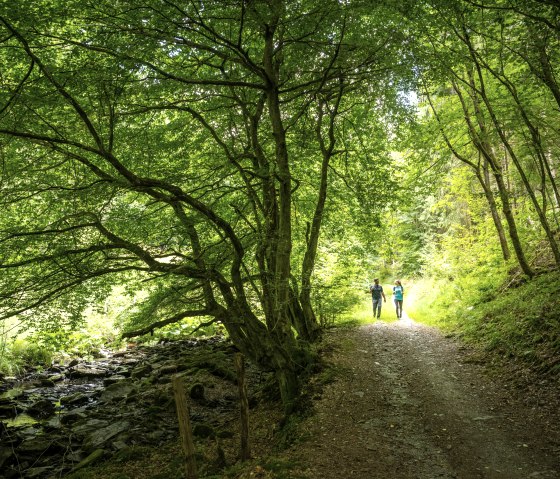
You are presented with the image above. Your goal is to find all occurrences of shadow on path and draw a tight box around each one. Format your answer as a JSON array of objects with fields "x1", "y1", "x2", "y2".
[{"x1": 284, "y1": 320, "x2": 559, "y2": 479}]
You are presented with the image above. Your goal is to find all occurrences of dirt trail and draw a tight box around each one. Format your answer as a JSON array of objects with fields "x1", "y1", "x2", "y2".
[{"x1": 285, "y1": 318, "x2": 560, "y2": 479}]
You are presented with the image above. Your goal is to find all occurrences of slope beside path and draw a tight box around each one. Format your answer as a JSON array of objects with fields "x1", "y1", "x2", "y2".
[{"x1": 282, "y1": 318, "x2": 560, "y2": 479}]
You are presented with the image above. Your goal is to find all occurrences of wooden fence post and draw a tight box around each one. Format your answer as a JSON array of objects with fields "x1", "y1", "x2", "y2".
[
  {"x1": 234, "y1": 353, "x2": 251, "y2": 460},
  {"x1": 172, "y1": 375, "x2": 198, "y2": 479}
]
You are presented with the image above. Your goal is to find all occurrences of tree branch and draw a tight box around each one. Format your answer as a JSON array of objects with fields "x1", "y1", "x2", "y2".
[{"x1": 121, "y1": 309, "x2": 214, "y2": 338}]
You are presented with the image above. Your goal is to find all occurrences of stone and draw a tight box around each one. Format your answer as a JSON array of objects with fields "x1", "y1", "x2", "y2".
[
  {"x1": 60, "y1": 392, "x2": 91, "y2": 406},
  {"x1": 68, "y1": 366, "x2": 107, "y2": 379},
  {"x1": 103, "y1": 374, "x2": 128, "y2": 386},
  {"x1": 0, "y1": 388, "x2": 24, "y2": 400},
  {"x1": 130, "y1": 364, "x2": 152, "y2": 379},
  {"x1": 71, "y1": 448, "x2": 105, "y2": 471},
  {"x1": 59, "y1": 409, "x2": 88, "y2": 426},
  {"x1": 0, "y1": 403, "x2": 18, "y2": 419},
  {"x1": 48, "y1": 373, "x2": 65, "y2": 383},
  {"x1": 23, "y1": 466, "x2": 55, "y2": 478},
  {"x1": 189, "y1": 383, "x2": 205, "y2": 401},
  {"x1": 0, "y1": 446, "x2": 13, "y2": 468},
  {"x1": 156, "y1": 362, "x2": 189, "y2": 376},
  {"x1": 99, "y1": 379, "x2": 136, "y2": 403},
  {"x1": 17, "y1": 436, "x2": 62, "y2": 454},
  {"x1": 73, "y1": 419, "x2": 110, "y2": 437},
  {"x1": 26, "y1": 399, "x2": 56, "y2": 419},
  {"x1": 39, "y1": 379, "x2": 56, "y2": 387},
  {"x1": 82, "y1": 420, "x2": 130, "y2": 452}
]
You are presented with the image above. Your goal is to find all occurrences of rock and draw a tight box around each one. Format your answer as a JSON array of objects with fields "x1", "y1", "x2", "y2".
[
  {"x1": 0, "y1": 446, "x2": 13, "y2": 468},
  {"x1": 23, "y1": 466, "x2": 55, "y2": 478},
  {"x1": 189, "y1": 383, "x2": 205, "y2": 401},
  {"x1": 112, "y1": 440, "x2": 129, "y2": 450},
  {"x1": 0, "y1": 388, "x2": 25, "y2": 400},
  {"x1": 68, "y1": 366, "x2": 107, "y2": 379},
  {"x1": 82, "y1": 420, "x2": 130, "y2": 452},
  {"x1": 113, "y1": 366, "x2": 132, "y2": 377},
  {"x1": 39, "y1": 379, "x2": 56, "y2": 387},
  {"x1": 17, "y1": 436, "x2": 63, "y2": 454},
  {"x1": 73, "y1": 419, "x2": 110, "y2": 437},
  {"x1": 59, "y1": 409, "x2": 88, "y2": 426},
  {"x1": 0, "y1": 337, "x2": 243, "y2": 478},
  {"x1": 71, "y1": 448, "x2": 105, "y2": 471},
  {"x1": 0, "y1": 403, "x2": 19, "y2": 419},
  {"x1": 130, "y1": 364, "x2": 152, "y2": 379},
  {"x1": 48, "y1": 373, "x2": 65, "y2": 383},
  {"x1": 111, "y1": 350, "x2": 129, "y2": 358},
  {"x1": 44, "y1": 416, "x2": 64, "y2": 430},
  {"x1": 103, "y1": 374, "x2": 128, "y2": 386},
  {"x1": 26, "y1": 399, "x2": 55, "y2": 419},
  {"x1": 156, "y1": 362, "x2": 189, "y2": 376},
  {"x1": 99, "y1": 379, "x2": 136, "y2": 403},
  {"x1": 60, "y1": 392, "x2": 91, "y2": 406}
]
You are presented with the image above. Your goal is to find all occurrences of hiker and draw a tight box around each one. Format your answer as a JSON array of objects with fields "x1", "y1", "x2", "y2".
[
  {"x1": 369, "y1": 278, "x2": 386, "y2": 319},
  {"x1": 393, "y1": 280, "x2": 404, "y2": 319}
]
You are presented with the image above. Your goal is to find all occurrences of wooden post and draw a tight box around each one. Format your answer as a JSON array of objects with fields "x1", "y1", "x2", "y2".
[
  {"x1": 234, "y1": 353, "x2": 251, "y2": 460},
  {"x1": 172, "y1": 375, "x2": 198, "y2": 479}
]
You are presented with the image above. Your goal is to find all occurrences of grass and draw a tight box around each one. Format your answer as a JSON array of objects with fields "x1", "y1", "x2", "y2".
[
  {"x1": 457, "y1": 270, "x2": 560, "y2": 373},
  {"x1": 410, "y1": 270, "x2": 560, "y2": 375}
]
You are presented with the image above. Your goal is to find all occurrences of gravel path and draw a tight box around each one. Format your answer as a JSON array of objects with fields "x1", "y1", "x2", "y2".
[{"x1": 285, "y1": 318, "x2": 560, "y2": 479}]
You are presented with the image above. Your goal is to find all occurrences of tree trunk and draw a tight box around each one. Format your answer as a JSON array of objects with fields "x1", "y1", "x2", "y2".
[
  {"x1": 478, "y1": 163, "x2": 511, "y2": 261},
  {"x1": 289, "y1": 287, "x2": 319, "y2": 342},
  {"x1": 463, "y1": 26, "x2": 560, "y2": 267},
  {"x1": 298, "y1": 95, "x2": 342, "y2": 342},
  {"x1": 457, "y1": 69, "x2": 534, "y2": 276},
  {"x1": 220, "y1": 302, "x2": 306, "y2": 414},
  {"x1": 494, "y1": 171, "x2": 534, "y2": 277}
]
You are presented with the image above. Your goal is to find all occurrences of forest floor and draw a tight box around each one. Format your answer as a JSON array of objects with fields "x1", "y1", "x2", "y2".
[{"x1": 277, "y1": 316, "x2": 560, "y2": 479}]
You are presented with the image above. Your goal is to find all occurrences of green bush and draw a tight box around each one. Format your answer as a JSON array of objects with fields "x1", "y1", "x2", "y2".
[
  {"x1": 0, "y1": 338, "x2": 53, "y2": 375},
  {"x1": 10, "y1": 339, "x2": 53, "y2": 366}
]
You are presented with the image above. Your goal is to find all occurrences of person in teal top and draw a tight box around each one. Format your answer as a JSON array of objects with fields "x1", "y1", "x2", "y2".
[{"x1": 393, "y1": 280, "x2": 404, "y2": 319}]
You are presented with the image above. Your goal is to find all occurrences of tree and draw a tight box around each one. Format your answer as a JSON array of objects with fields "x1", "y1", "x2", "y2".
[
  {"x1": 0, "y1": 0, "x2": 404, "y2": 411},
  {"x1": 400, "y1": 0, "x2": 560, "y2": 278}
]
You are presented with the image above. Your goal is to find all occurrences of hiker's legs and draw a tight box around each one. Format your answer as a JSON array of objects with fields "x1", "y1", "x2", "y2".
[
  {"x1": 394, "y1": 300, "x2": 402, "y2": 318},
  {"x1": 372, "y1": 299, "x2": 381, "y2": 318}
]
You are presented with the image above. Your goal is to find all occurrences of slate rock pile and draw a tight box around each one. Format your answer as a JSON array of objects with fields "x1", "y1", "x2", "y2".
[{"x1": 0, "y1": 337, "x2": 244, "y2": 479}]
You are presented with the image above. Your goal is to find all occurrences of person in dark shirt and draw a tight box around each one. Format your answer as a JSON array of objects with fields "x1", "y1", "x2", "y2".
[{"x1": 369, "y1": 278, "x2": 386, "y2": 319}]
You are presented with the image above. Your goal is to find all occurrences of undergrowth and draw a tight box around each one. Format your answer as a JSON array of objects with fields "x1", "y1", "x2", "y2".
[{"x1": 415, "y1": 269, "x2": 560, "y2": 375}]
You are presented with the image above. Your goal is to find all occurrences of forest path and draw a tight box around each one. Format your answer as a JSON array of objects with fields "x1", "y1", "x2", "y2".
[{"x1": 283, "y1": 318, "x2": 560, "y2": 479}]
